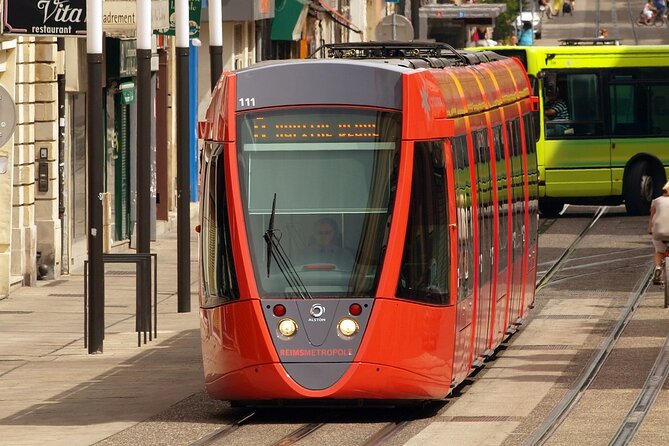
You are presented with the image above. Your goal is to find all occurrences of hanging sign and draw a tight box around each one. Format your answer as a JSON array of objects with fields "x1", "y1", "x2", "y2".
[
  {"x1": 162, "y1": 0, "x2": 202, "y2": 38},
  {"x1": 3, "y1": 0, "x2": 87, "y2": 36},
  {"x1": 0, "y1": 85, "x2": 17, "y2": 148},
  {"x1": 103, "y1": 0, "x2": 170, "y2": 35},
  {"x1": 2, "y1": 0, "x2": 169, "y2": 37}
]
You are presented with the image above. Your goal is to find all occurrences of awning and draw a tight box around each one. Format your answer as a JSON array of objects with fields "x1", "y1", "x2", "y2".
[
  {"x1": 271, "y1": 0, "x2": 309, "y2": 41},
  {"x1": 312, "y1": 0, "x2": 362, "y2": 34}
]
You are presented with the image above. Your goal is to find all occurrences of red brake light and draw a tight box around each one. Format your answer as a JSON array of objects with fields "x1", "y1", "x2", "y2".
[
  {"x1": 273, "y1": 304, "x2": 286, "y2": 317},
  {"x1": 349, "y1": 303, "x2": 362, "y2": 316}
]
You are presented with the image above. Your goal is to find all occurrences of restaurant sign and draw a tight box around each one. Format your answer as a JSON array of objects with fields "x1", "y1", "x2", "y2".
[
  {"x1": 2, "y1": 0, "x2": 169, "y2": 37},
  {"x1": 3, "y1": 0, "x2": 87, "y2": 36}
]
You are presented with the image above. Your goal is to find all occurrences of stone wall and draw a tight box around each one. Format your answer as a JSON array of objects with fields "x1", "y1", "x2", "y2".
[
  {"x1": 33, "y1": 37, "x2": 61, "y2": 280},
  {"x1": 0, "y1": 38, "x2": 17, "y2": 298},
  {"x1": 12, "y1": 37, "x2": 36, "y2": 286}
]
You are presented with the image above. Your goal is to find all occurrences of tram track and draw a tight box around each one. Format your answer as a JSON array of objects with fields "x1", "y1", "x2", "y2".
[
  {"x1": 271, "y1": 423, "x2": 325, "y2": 446},
  {"x1": 187, "y1": 407, "x2": 420, "y2": 446},
  {"x1": 523, "y1": 266, "x2": 655, "y2": 446},
  {"x1": 508, "y1": 206, "x2": 669, "y2": 445},
  {"x1": 360, "y1": 420, "x2": 412, "y2": 446},
  {"x1": 536, "y1": 206, "x2": 608, "y2": 292},
  {"x1": 609, "y1": 318, "x2": 669, "y2": 445},
  {"x1": 189, "y1": 411, "x2": 256, "y2": 446}
]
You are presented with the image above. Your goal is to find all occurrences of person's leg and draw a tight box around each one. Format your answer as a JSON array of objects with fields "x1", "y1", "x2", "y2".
[
  {"x1": 653, "y1": 240, "x2": 666, "y2": 267},
  {"x1": 653, "y1": 240, "x2": 666, "y2": 284}
]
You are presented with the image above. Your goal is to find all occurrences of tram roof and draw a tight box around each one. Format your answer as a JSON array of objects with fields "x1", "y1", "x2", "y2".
[
  {"x1": 236, "y1": 42, "x2": 508, "y2": 74},
  {"x1": 200, "y1": 43, "x2": 531, "y2": 141}
]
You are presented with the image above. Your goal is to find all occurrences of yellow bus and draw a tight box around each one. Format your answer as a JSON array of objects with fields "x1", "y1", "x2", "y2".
[{"x1": 483, "y1": 41, "x2": 669, "y2": 216}]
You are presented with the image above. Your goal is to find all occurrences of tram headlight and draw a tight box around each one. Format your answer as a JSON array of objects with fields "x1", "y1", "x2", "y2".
[
  {"x1": 338, "y1": 318, "x2": 359, "y2": 337},
  {"x1": 278, "y1": 318, "x2": 298, "y2": 337}
]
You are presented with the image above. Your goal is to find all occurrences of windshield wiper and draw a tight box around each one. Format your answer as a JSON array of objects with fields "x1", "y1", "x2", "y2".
[
  {"x1": 263, "y1": 194, "x2": 311, "y2": 299},
  {"x1": 265, "y1": 194, "x2": 276, "y2": 277}
]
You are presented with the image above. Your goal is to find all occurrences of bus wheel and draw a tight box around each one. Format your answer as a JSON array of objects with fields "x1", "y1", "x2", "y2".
[
  {"x1": 624, "y1": 161, "x2": 655, "y2": 215},
  {"x1": 539, "y1": 200, "x2": 564, "y2": 217}
]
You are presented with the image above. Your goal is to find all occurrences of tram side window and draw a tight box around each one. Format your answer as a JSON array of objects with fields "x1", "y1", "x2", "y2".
[
  {"x1": 506, "y1": 119, "x2": 523, "y2": 206},
  {"x1": 610, "y1": 81, "x2": 669, "y2": 136},
  {"x1": 451, "y1": 135, "x2": 474, "y2": 301},
  {"x1": 473, "y1": 129, "x2": 493, "y2": 278},
  {"x1": 201, "y1": 146, "x2": 239, "y2": 307},
  {"x1": 544, "y1": 72, "x2": 602, "y2": 138},
  {"x1": 397, "y1": 141, "x2": 450, "y2": 305}
]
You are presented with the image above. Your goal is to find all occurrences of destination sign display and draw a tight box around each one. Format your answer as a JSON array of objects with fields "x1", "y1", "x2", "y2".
[{"x1": 240, "y1": 109, "x2": 400, "y2": 144}]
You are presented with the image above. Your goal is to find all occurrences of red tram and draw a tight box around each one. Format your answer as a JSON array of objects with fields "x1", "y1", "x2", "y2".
[{"x1": 197, "y1": 43, "x2": 539, "y2": 404}]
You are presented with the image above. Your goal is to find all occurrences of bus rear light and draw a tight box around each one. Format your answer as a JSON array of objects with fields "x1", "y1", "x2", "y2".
[
  {"x1": 273, "y1": 304, "x2": 286, "y2": 317},
  {"x1": 349, "y1": 303, "x2": 362, "y2": 316}
]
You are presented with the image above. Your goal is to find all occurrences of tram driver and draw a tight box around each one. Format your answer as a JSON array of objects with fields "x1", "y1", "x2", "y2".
[
  {"x1": 297, "y1": 217, "x2": 354, "y2": 271},
  {"x1": 544, "y1": 85, "x2": 570, "y2": 136}
]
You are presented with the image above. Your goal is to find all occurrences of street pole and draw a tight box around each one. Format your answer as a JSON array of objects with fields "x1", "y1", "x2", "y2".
[
  {"x1": 411, "y1": 0, "x2": 420, "y2": 40},
  {"x1": 176, "y1": 0, "x2": 191, "y2": 313},
  {"x1": 86, "y1": 0, "x2": 105, "y2": 354},
  {"x1": 209, "y1": 0, "x2": 223, "y2": 90},
  {"x1": 137, "y1": 0, "x2": 152, "y2": 331}
]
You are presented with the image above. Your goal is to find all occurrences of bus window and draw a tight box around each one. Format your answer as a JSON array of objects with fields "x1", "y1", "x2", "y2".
[
  {"x1": 611, "y1": 82, "x2": 669, "y2": 136},
  {"x1": 650, "y1": 86, "x2": 669, "y2": 135},
  {"x1": 610, "y1": 84, "x2": 639, "y2": 135},
  {"x1": 544, "y1": 72, "x2": 602, "y2": 138}
]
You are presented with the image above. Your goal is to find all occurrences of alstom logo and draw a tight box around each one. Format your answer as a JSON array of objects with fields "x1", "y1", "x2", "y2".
[{"x1": 310, "y1": 304, "x2": 325, "y2": 318}]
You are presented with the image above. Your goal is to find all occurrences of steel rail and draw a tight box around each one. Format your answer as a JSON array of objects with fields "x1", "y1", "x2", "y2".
[
  {"x1": 361, "y1": 420, "x2": 412, "y2": 446},
  {"x1": 538, "y1": 217, "x2": 557, "y2": 235},
  {"x1": 271, "y1": 423, "x2": 325, "y2": 446},
  {"x1": 609, "y1": 284, "x2": 669, "y2": 445},
  {"x1": 535, "y1": 206, "x2": 607, "y2": 292},
  {"x1": 189, "y1": 411, "x2": 255, "y2": 446},
  {"x1": 522, "y1": 266, "x2": 653, "y2": 446}
]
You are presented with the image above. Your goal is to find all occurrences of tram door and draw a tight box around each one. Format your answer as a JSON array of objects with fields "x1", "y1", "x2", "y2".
[
  {"x1": 473, "y1": 130, "x2": 494, "y2": 362},
  {"x1": 507, "y1": 119, "x2": 525, "y2": 326},
  {"x1": 492, "y1": 125, "x2": 510, "y2": 347},
  {"x1": 451, "y1": 136, "x2": 475, "y2": 385}
]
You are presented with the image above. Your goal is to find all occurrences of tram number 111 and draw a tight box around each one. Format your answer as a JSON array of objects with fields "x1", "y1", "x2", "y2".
[{"x1": 239, "y1": 97, "x2": 256, "y2": 107}]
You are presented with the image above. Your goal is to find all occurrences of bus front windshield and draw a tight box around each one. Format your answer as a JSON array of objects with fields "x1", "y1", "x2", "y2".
[{"x1": 237, "y1": 107, "x2": 401, "y2": 298}]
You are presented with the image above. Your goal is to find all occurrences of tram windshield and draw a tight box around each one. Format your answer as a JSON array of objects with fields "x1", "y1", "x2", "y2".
[{"x1": 237, "y1": 107, "x2": 401, "y2": 298}]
